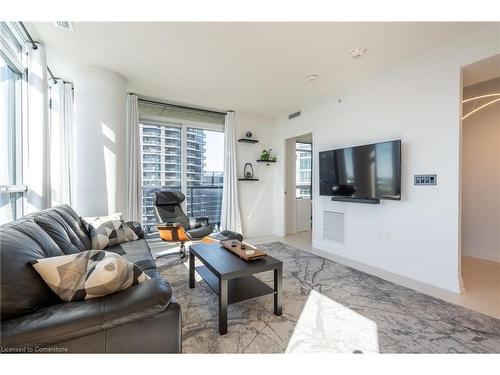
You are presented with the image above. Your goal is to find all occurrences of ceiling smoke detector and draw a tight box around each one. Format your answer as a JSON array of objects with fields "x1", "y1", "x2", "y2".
[
  {"x1": 350, "y1": 48, "x2": 367, "y2": 59},
  {"x1": 306, "y1": 74, "x2": 318, "y2": 82},
  {"x1": 53, "y1": 21, "x2": 75, "y2": 32}
]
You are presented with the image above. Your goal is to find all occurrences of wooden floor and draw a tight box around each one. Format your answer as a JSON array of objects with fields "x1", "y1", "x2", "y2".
[
  {"x1": 461, "y1": 255, "x2": 500, "y2": 318},
  {"x1": 246, "y1": 232, "x2": 500, "y2": 319}
]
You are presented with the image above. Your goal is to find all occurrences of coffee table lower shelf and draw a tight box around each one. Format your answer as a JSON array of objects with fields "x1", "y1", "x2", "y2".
[{"x1": 195, "y1": 265, "x2": 274, "y2": 305}]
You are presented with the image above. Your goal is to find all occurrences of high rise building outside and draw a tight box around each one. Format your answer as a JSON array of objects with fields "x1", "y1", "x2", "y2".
[
  {"x1": 296, "y1": 142, "x2": 312, "y2": 199},
  {"x1": 140, "y1": 123, "x2": 223, "y2": 234}
]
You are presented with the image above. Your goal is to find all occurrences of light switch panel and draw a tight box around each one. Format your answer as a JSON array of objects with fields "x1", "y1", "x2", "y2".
[{"x1": 414, "y1": 174, "x2": 437, "y2": 185}]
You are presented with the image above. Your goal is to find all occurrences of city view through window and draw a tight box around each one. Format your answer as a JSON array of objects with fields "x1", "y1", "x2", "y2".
[
  {"x1": 296, "y1": 142, "x2": 312, "y2": 199},
  {"x1": 140, "y1": 122, "x2": 224, "y2": 234}
]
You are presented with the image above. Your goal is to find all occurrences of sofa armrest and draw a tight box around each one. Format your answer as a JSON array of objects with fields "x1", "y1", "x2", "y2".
[{"x1": 1, "y1": 278, "x2": 172, "y2": 348}]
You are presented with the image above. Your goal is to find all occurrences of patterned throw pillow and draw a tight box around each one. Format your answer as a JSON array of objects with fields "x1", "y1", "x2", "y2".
[
  {"x1": 81, "y1": 214, "x2": 139, "y2": 250},
  {"x1": 31, "y1": 250, "x2": 150, "y2": 302}
]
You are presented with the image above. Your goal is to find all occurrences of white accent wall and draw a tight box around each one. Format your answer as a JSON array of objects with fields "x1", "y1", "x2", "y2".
[
  {"x1": 271, "y1": 25, "x2": 500, "y2": 293},
  {"x1": 234, "y1": 111, "x2": 277, "y2": 237},
  {"x1": 74, "y1": 66, "x2": 127, "y2": 217},
  {"x1": 462, "y1": 77, "x2": 500, "y2": 262}
]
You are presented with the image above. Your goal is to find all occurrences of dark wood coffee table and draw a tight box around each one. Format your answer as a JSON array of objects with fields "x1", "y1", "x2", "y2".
[{"x1": 189, "y1": 243, "x2": 283, "y2": 335}]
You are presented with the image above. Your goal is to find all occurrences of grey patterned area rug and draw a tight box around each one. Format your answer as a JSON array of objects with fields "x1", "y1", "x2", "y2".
[{"x1": 156, "y1": 241, "x2": 500, "y2": 353}]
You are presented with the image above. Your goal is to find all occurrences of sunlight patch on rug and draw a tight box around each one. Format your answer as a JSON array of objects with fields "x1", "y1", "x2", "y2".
[{"x1": 286, "y1": 289, "x2": 379, "y2": 353}]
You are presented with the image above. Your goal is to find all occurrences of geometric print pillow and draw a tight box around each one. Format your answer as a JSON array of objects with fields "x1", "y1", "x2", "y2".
[
  {"x1": 81, "y1": 214, "x2": 138, "y2": 250},
  {"x1": 31, "y1": 250, "x2": 150, "y2": 302}
]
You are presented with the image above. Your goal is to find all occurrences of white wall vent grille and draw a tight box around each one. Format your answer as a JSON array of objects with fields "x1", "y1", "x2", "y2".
[
  {"x1": 53, "y1": 22, "x2": 75, "y2": 32},
  {"x1": 323, "y1": 211, "x2": 345, "y2": 243}
]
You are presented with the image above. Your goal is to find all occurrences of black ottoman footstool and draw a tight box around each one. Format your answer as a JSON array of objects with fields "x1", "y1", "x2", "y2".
[{"x1": 210, "y1": 230, "x2": 243, "y2": 242}]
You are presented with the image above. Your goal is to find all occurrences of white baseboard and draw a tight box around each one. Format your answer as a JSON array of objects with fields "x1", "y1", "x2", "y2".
[
  {"x1": 310, "y1": 240, "x2": 464, "y2": 302},
  {"x1": 462, "y1": 250, "x2": 500, "y2": 263}
]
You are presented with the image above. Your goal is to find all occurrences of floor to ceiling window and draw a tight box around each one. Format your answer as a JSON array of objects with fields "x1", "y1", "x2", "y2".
[
  {"x1": 185, "y1": 127, "x2": 224, "y2": 228},
  {"x1": 0, "y1": 22, "x2": 25, "y2": 224},
  {"x1": 140, "y1": 122, "x2": 182, "y2": 233},
  {"x1": 138, "y1": 101, "x2": 225, "y2": 234}
]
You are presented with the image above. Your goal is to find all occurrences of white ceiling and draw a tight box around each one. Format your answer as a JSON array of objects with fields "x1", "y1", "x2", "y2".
[{"x1": 27, "y1": 22, "x2": 491, "y2": 116}]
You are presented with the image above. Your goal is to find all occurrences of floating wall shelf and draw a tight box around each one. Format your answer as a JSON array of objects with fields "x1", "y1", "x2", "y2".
[
  {"x1": 256, "y1": 159, "x2": 276, "y2": 166},
  {"x1": 238, "y1": 138, "x2": 259, "y2": 143},
  {"x1": 238, "y1": 178, "x2": 259, "y2": 181}
]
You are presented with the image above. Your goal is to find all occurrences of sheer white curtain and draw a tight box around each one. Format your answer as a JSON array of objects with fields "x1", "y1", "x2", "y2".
[
  {"x1": 24, "y1": 42, "x2": 50, "y2": 212},
  {"x1": 126, "y1": 94, "x2": 142, "y2": 222},
  {"x1": 220, "y1": 111, "x2": 242, "y2": 233},
  {"x1": 49, "y1": 79, "x2": 74, "y2": 206}
]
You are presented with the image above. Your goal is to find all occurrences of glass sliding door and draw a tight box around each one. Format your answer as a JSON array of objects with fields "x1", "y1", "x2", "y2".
[
  {"x1": 140, "y1": 122, "x2": 182, "y2": 234},
  {"x1": 186, "y1": 127, "x2": 224, "y2": 230},
  {"x1": 139, "y1": 121, "x2": 224, "y2": 234}
]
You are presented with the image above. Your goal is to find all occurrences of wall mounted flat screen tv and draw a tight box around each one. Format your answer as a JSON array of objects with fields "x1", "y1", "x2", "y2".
[{"x1": 319, "y1": 140, "x2": 401, "y2": 200}]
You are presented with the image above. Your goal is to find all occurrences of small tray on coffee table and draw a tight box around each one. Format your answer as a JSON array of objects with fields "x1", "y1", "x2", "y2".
[{"x1": 220, "y1": 240, "x2": 267, "y2": 261}]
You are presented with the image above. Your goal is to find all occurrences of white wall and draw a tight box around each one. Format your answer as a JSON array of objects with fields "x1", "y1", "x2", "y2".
[
  {"x1": 272, "y1": 25, "x2": 500, "y2": 293},
  {"x1": 234, "y1": 111, "x2": 277, "y2": 237},
  {"x1": 74, "y1": 66, "x2": 127, "y2": 217},
  {"x1": 462, "y1": 77, "x2": 500, "y2": 262}
]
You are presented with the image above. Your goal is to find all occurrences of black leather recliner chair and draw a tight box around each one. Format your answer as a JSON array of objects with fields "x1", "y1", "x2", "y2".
[{"x1": 153, "y1": 191, "x2": 213, "y2": 258}]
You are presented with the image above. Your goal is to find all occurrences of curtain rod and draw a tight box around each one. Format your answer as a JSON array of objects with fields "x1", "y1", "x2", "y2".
[
  {"x1": 19, "y1": 22, "x2": 37, "y2": 50},
  {"x1": 19, "y1": 22, "x2": 61, "y2": 82},
  {"x1": 137, "y1": 97, "x2": 227, "y2": 116},
  {"x1": 47, "y1": 66, "x2": 57, "y2": 81}
]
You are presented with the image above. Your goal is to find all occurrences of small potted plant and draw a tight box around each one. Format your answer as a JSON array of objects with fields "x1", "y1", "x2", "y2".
[{"x1": 260, "y1": 149, "x2": 272, "y2": 161}]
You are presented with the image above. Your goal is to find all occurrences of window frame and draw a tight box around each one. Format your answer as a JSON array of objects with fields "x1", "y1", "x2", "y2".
[{"x1": 0, "y1": 23, "x2": 27, "y2": 221}]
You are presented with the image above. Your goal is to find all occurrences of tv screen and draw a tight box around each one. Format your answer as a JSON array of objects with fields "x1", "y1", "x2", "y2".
[{"x1": 319, "y1": 140, "x2": 401, "y2": 200}]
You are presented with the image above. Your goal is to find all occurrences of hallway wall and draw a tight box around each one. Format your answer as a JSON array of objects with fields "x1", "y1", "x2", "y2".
[{"x1": 462, "y1": 77, "x2": 500, "y2": 262}]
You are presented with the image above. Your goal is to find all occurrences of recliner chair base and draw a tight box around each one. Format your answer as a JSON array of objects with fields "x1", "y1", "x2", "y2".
[{"x1": 155, "y1": 241, "x2": 188, "y2": 260}]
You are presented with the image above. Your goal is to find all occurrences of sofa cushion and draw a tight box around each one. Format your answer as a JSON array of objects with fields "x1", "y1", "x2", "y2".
[
  {"x1": 53, "y1": 205, "x2": 92, "y2": 249},
  {"x1": 81, "y1": 215, "x2": 138, "y2": 250},
  {"x1": 0, "y1": 219, "x2": 64, "y2": 320},
  {"x1": 28, "y1": 205, "x2": 92, "y2": 252},
  {"x1": 31, "y1": 213, "x2": 81, "y2": 255},
  {"x1": 125, "y1": 221, "x2": 145, "y2": 239},
  {"x1": 32, "y1": 250, "x2": 150, "y2": 302},
  {"x1": 106, "y1": 239, "x2": 157, "y2": 274}
]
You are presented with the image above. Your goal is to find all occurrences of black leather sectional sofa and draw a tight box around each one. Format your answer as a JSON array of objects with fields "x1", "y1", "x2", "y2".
[{"x1": 0, "y1": 205, "x2": 181, "y2": 353}]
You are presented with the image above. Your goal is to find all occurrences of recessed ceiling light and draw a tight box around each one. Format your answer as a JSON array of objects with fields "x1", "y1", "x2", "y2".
[
  {"x1": 306, "y1": 74, "x2": 318, "y2": 82},
  {"x1": 53, "y1": 21, "x2": 75, "y2": 32},
  {"x1": 350, "y1": 48, "x2": 367, "y2": 59}
]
